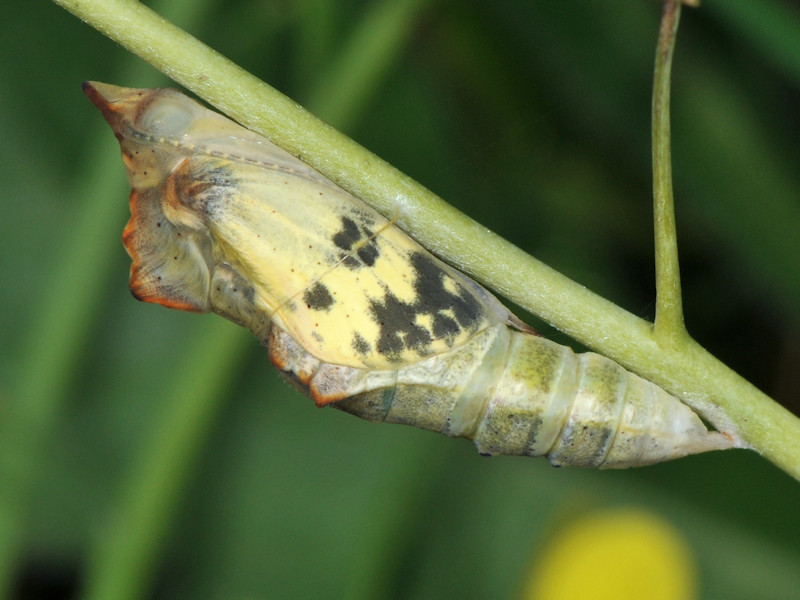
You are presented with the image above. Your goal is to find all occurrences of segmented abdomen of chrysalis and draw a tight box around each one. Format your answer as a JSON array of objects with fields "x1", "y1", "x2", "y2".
[
  {"x1": 84, "y1": 81, "x2": 731, "y2": 469},
  {"x1": 269, "y1": 322, "x2": 730, "y2": 468}
]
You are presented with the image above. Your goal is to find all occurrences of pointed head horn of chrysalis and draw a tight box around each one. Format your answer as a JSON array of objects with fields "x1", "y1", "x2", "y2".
[
  {"x1": 82, "y1": 81, "x2": 147, "y2": 141},
  {"x1": 83, "y1": 82, "x2": 214, "y2": 313}
]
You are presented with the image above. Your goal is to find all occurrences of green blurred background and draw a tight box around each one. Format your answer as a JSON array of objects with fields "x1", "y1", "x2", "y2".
[{"x1": 2, "y1": 0, "x2": 800, "y2": 598}]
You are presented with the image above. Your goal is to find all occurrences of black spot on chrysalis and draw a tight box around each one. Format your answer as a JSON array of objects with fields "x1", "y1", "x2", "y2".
[{"x1": 303, "y1": 282, "x2": 335, "y2": 311}]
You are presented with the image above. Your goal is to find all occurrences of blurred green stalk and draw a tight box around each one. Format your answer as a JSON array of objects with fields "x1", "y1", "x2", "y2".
[
  {"x1": 0, "y1": 134, "x2": 129, "y2": 598},
  {"x1": 706, "y1": 0, "x2": 800, "y2": 86},
  {"x1": 60, "y1": 1, "x2": 428, "y2": 600},
  {"x1": 82, "y1": 319, "x2": 251, "y2": 600}
]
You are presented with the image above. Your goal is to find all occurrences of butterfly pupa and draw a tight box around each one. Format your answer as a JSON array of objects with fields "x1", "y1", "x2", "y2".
[{"x1": 84, "y1": 81, "x2": 732, "y2": 468}]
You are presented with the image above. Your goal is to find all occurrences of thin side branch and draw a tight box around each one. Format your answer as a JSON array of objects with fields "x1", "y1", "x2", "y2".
[{"x1": 652, "y1": 0, "x2": 687, "y2": 345}]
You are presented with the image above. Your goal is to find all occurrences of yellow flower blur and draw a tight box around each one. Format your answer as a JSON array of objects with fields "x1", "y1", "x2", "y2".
[{"x1": 523, "y1": 508, "x2": 697, "y2": 600}]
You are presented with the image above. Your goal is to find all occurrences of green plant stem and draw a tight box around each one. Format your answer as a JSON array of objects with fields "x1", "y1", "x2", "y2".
[
  {"x1": 652, "y1": 0, "x2": 685, "y2": 345},
  {"x1": 50, "y1": 0, "x2": 800, "y2": 479}
]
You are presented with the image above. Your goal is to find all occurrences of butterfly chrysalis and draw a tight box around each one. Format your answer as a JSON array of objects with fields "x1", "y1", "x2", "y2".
[{"x1": 85, "y1": 82, "x2": 731, "y2": 468}]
